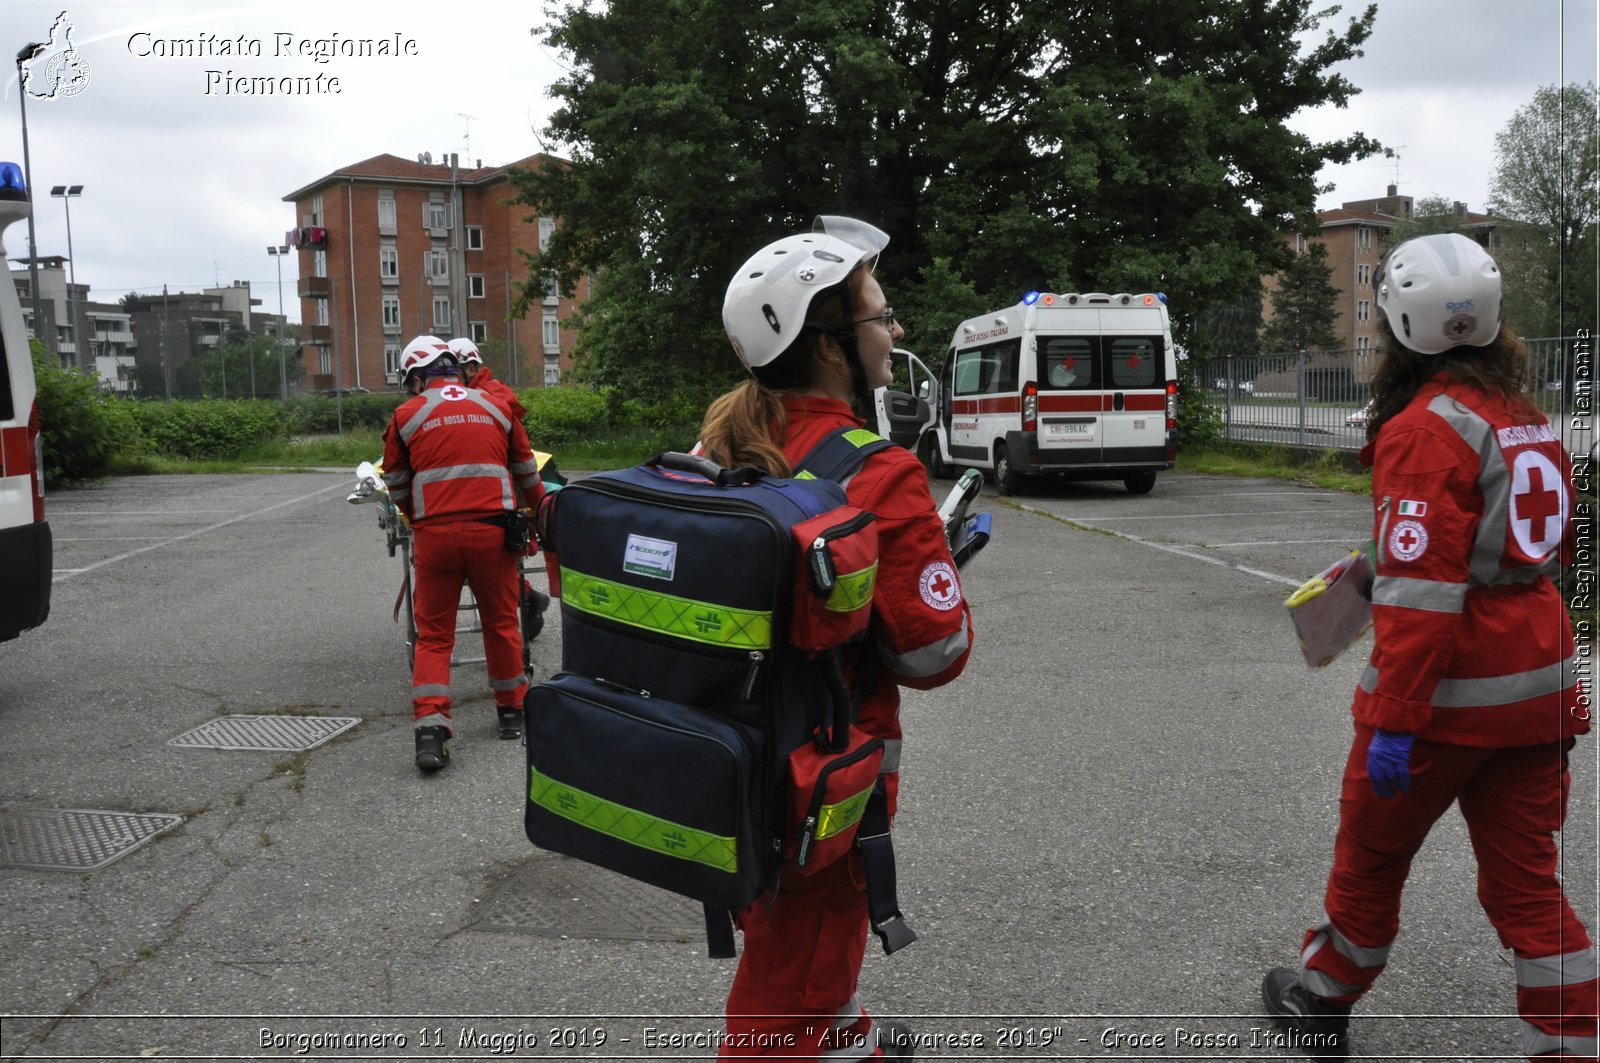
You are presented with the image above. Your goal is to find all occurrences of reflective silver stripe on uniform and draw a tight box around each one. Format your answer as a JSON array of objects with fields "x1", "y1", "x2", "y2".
[
  {"x1": 489, "y1": 674, "x2": 526, "y2": 692},
  {"x1": 819, "y1": 996, "x2": 872, "y2": 1062},
  {"x1": 1425, "y1": 393, "x2": 1509, "y2": 586},
  {"x1": 1515, "y1": 947, "x2": 1599, "y2": 989},
  {"x1": 1360, "y1": 653, "x2": 1578, "y2": 708},
  {"x1": 1299, "y1": 914, "x2": 1387, "y2": 999},
  {"x1": 878, "y1": 739, "x2": 901, "y2": 774},
  {"x1": 383, "y1": 468, "x2": 412, "y2": 487},
  {"x1": 412, "y1": 684, "x2": 451, "y2": 699},
  {"x1": 1371, "y1": 575, "x2": 1467, "y2": 613},
  {"x1": 462, "y1": 389, "x2": 513, "y2": 430},
  {"x1": 1523, "y1": 1023, "x2": 1598, "y2": 1057},
  {"x1": 399, "y1": 394, "x2": 449, "y2": 444},
  {"x1": 413, "y1": 712, "x2": 451, "y2": 731},
  {"x1": 509, "y1": 458, "x2": 540, "y2": 478},
  {"x1": 1311, "y1": 911, "x2": 1392, "y2": 968},
  {"x1": 879, "y1": 623, "x2": 970, "y2": 679},
  {"x1": 412, "y1": 463, "x2": 515, "y2": 519}
]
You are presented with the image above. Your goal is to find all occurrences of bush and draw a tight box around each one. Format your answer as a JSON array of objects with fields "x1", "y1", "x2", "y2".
[
  {"x1": 282, "y1": 393, "x2": 403, "y2": 435},
  {"x1": 520, "y1": 385, "x2": 611, "y2": 447},
  {"x1": 31, "y1": 348, "x2": 144, "y2": 483},
  {"x1": 1176, "y1": 360, "x2": 1223, "y2": 449},
  {"x1": 130, "y1": 399, "x2": 285, "y2": 460}
]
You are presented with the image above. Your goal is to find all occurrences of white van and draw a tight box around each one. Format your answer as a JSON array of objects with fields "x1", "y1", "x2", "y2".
[
  {"x1": 0, "y1": 162, "x2": 51, "y2": 642},
  {"x1": 905, "y1": 292, "x2": 1177, "y2": 495}
]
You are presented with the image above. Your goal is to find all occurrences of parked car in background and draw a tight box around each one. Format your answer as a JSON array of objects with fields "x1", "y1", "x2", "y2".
[{"x1": 1345, "y1": 400, "x2": 1374, "y2": 427}]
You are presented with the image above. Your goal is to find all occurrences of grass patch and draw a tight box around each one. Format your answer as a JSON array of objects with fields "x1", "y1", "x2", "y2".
[{"x1": 1178, "y1": 441, "x2": 1372, "y2": 495}]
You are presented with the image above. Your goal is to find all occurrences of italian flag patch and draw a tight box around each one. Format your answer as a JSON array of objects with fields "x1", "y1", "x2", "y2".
[{"x1": 1398, "y1": 499, "x2": 1428, "y2": 517}]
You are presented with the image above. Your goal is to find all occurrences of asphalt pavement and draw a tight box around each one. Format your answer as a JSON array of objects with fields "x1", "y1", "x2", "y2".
[{"x1": 0, "y1": 467, "x2": 1594, "y2": 1061}]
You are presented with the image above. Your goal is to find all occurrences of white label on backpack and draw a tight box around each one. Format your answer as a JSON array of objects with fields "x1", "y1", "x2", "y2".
[{"x1": 623, "y1": 534, "x2": 678, "y2": 581}]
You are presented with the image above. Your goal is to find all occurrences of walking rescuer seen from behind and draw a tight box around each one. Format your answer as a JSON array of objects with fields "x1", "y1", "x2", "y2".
[
  {"x1": 702, "y1": 217, "x2": 974, "y2": 1059},
  {"x1": 1262, "y1": 234, "x2": 1596, "y2": 1060},
  {"x1": 381, "y1": 335, "x2": 546, "y2": 773}
]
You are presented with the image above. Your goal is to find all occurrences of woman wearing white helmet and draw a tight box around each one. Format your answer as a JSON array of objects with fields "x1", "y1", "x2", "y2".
[
  {"x1": 1263, "y1": 233, "x2": 1595, "y2": 1059},
  {"x1": 702, "y1": 218, "x2": 974, "y2": 1060}
]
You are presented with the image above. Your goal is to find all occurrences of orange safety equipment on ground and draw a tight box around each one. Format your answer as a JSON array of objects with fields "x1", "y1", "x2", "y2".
[
  {"x1": 381, "y1": 371, "x2": 545, "y2": 750},
  {"x1": 1298, "y1": 374, "x2": 1595, "y2": 1058},
  {"x1": 719, "y1": 393, "x2": 973, "y2": 1061}
]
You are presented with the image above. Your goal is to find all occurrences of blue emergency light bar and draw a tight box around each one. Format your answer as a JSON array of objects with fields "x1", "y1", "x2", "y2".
[{"x1": 0, "y1": 162, "x2": 27, "y2": 196}]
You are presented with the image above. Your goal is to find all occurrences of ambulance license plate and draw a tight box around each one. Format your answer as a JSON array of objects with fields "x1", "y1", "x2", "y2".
[{"x1": 1044, "y1": 420, "x2": 1095, "y2": 440}]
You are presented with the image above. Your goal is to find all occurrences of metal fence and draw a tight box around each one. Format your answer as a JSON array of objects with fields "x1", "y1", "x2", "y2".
[{"x1": 1189, "y1": 337, "x2": 1592, "y2": 455}]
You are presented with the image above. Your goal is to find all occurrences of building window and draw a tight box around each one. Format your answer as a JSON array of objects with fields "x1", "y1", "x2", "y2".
[
  {"x1": 1357, "y1": 335, "x2": 1371, "y2": 352},
  {"x1": 319, "y1": 349, "x2": 332, "y2": 375},
  {"x1": 424, "y1": 200, "x2": 450, "y2": 230},
  {"x1": 1295, "y1": 234, "x2": 1307, "y2": 254},
  {"x1": 310, "y1": 194, "x2": 323, "y2": 226},
  {"x1": 542, "y1": 313, "x2": 560, "y2": 351},
  {"x1": 382, "y1": 296, "x2": 401, "y2": 330},
  {"x1": 470, "y1": 321, "x2": 487, "y2": 343},
  {"x1": 433, "y1": 297, "x2": 451, "y2": 330},
  {"x1": 377, "y1": 193, "x2": 396, "y2": 232},
  {"x1": 380, "y1": 247, "x2": 398, "y2": 279},
  {"x1": 427, "y1": 249, "x2": 448, "y2": 282},
  {"x1": 316, "y1": 299, "x2": 329, "y2": 326},
  {"x1": 543, "y1": 276, "x2": 559, "y2": 304},
  {"x1": 1357, "y1": 299, "x2": 1370, "y2": 322},
  {"x1": 314, "y1": 249, "x2": 327, "y2": 278},
  {"x1": 544, "y1": 364, "x2": 561, "y2": 386},
  {"x1": 539, "y1": 217, "x2": 555, "y2": 251},
  {"x1": 468, "y1": 274, "x2": 485, "y2": 299},
  {"x1": 384, "y1": 344, "x2": 401, "y2": 377},
  {"x1": 466, "y1": 226, "x2": 483, "y2": 251}
]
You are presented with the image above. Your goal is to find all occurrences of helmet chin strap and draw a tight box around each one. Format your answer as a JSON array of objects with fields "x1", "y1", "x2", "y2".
[{"x1": 836, "y1": 332, "x2": 872, "y2": 417}]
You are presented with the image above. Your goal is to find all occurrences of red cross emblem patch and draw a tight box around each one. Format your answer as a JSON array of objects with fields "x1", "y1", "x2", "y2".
[
  {"x1": 918, "y1": 560, "x2": 961, "y2": 611},
  {"x1": 1509, "y1": 450, "x2": 1566, "y2": 559},
  {"x1": 440, "y1": 384, "x2": 468, "y2": 401},
  {"x1": 1387, "y1": 518, "x2": 1429, "y2": 562},
  {"x1": 1443, "y1": 313, "x2": 1477, "y2": 342}
]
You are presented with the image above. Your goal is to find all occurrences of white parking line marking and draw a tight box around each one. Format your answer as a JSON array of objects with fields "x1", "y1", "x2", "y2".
[
  {"x1": 1209, "y1": 538, "x2": 1358, "y2": 548},
  {"x1": 49, "y1": 510, "x2": 233, "y2": 516},
  {"x1": 55, "y1": 537, "x2": 172, "y2": 542},
  {"x1": 1019, "y1": 502, "x2": 1303, "y2": 588},
  {"x1": 1061, "y1": 509, "x2": 1364, "y2": 521},
  {"x1": 54, "y1": 482, "x2": 347, "y2": 581}
]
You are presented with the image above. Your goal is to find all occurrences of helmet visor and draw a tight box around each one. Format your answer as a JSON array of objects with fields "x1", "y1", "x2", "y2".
[{"x1": 812, "y1": 215, "x2": 890, "y2": 263}]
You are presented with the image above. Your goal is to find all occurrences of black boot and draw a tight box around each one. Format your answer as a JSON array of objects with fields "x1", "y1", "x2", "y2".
[
  {"x1": 521, "y1": 587, "x2": 550, "y2": 641},
  {"x1": 1261, "y1": 966, "x2": 1350, "y2": 1059},
  {"x1": 497, "y1": 705, "x2": 523, "y2": 740},
  {"x1": 414, "y1": 725, "x2": 451, "y2": 772}
]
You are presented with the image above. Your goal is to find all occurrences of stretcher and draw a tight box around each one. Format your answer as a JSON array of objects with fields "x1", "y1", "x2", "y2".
[{"x1": 347, "y1": 455, "x2": 562, "y2": 673}]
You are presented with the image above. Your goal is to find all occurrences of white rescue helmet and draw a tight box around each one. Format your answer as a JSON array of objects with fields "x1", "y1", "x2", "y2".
[
  {"x1": 399, "y1": 335, "x2": 454, "y2": 381},
  {"x1": 1375, "y1": 233, "x2": 1501, "y2": 355},
  {"x1": 448, "y1": 337, "x2": 483, "y2": 365},
  {"x1": 722, "y1": 215, "x2": 890, "y2": 370}
]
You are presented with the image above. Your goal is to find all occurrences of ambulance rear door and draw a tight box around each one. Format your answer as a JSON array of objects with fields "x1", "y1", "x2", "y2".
[
  {"x1": 1033, "y1": 307, "x2": 1106, "y2": 462},
  {"x1": 1096, "y1": 304, "x2": 1169, "y2": 468}
]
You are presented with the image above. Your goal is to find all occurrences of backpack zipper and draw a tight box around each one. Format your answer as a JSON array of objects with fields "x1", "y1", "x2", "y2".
[{"x1": 796, "y1": 737, "x2": 884, "y2": 868}]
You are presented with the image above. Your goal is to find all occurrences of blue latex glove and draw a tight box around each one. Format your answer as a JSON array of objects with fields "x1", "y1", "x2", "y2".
[{"x1": 1367, "y1": 729, "x2": 1415, "y2": 798}]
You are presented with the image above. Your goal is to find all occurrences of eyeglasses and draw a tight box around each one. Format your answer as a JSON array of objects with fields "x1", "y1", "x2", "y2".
[{"x1": 853, "y1": 308, "x2": 897, "y2": 330}]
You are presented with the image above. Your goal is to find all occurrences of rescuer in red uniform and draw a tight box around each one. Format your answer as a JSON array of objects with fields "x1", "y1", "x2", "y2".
[
  {"x1": 1262, "y1": 234, "x2": 1595, "y2": 1060},
  {"x1": 450, "y1": 336, "x2": 551, "y2": 643},
  {"x1": 699, "y1": 218, "x2": 975, "y2": 1060},
  {"x1": 382, "y1": 335, "x2": 546, "y2": 770}
]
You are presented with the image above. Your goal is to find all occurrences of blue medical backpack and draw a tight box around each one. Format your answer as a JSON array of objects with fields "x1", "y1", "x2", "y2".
[{"x1": 525, "y1": 431, "x2": 916, "y2": 956}]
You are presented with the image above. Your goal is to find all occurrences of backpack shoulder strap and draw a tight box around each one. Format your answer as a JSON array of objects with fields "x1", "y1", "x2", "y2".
[{"x1": 794, "y1": 426, "x2": 894, "y2": 485}]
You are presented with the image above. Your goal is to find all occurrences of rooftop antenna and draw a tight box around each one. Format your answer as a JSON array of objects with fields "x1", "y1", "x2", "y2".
[
  {"x1": 458, "y1": 113, "x2": 477, "y2": 159},
  {"x1": 1389, "y1": 145, "x2": 1406, "y2": 189}
]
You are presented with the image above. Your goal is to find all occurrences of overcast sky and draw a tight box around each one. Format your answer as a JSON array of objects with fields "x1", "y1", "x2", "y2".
[{"x1": 2, "y1": 2, "x2": 1595, "y2": 324}]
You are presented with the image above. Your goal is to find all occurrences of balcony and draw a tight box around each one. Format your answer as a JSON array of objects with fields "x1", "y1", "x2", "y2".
[
  {"x1": 298, "y1": 275, "x2": 330, "y2": 298},
  {"x1": 302, "y1": 324, "x2": 333, "y2": 345}
]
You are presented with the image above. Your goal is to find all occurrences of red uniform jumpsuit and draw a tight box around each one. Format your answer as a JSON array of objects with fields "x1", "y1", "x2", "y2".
[
  {"x1": 468, "y1": 366, "x2": 527, "y2": 421},
  {"x1": 381, "y1": 379, "x2": 545, "y2": 735},
  {"x1": 1298, "y1": 376, "x2": 1595, "y2": 1060},
  {"x1": 720, "y1": 394, "x2": 975, "y2": 1061}
]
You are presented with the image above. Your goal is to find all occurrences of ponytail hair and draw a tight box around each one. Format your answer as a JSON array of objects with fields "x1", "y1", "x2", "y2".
[{"x1": 698, "y1": 380, "x2": 793, "y2": 477}]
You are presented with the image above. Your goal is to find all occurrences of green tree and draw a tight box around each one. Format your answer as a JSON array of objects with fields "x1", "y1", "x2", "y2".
[
  {"x1": 1260, "y1": 241, "x2": 1341, "y2": 353},
  {"x1": 511, "y1": 0, "x2": 1381, "y2": 392},
  {"x1": 1489, "y1": 82, "x2": 1599, "y2": 337}
]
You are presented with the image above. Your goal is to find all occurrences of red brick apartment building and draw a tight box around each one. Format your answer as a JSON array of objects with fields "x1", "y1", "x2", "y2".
[{"x1": 282, "y1": 152, "x2": 588, "y2": 392}]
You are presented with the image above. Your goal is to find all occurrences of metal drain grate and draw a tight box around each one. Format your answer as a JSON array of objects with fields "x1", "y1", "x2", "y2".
[
  {"x1": 473, "y1": 855, "x2": 701, "y2": 942},
  {"x1": 0, "y1": 808, "x2": 184, "y2": 872},
  {"x1": 168, "y1": 714, "x2": 359, "y2": 753}
]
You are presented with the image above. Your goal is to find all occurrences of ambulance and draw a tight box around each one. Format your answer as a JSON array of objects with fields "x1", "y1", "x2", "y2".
[
  {"x1": 909, "y1": 291, "x2": 1177, "y2": 495},
  {"x1": 0, "y1": 162, "x2": 51, "y2": 642}
]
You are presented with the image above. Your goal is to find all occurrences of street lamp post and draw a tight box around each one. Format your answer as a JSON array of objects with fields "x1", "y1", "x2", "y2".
[
  {"x1": 267, "y1": 245, "x2": 289, "y2": 400},
  {"x1": 50, "y1": 185, "x2": 84, "y2": 372},
  {"x1": 15, "y1": 43, "x2": 47, "y2": 353}
]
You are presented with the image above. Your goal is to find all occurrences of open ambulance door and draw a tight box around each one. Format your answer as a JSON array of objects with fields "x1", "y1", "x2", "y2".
[{"x1": 874, "y1": 348, "x2": 939, "y2": 451}]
